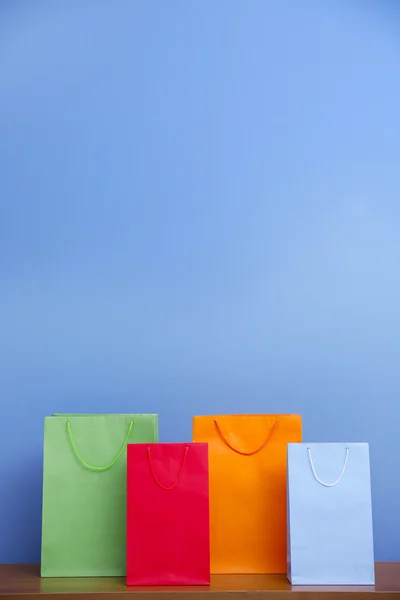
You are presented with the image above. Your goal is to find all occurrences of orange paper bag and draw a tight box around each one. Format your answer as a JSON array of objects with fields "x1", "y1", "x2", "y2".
[{"x1": 193, "y1": 414, "x2": 302, "y2": 574}]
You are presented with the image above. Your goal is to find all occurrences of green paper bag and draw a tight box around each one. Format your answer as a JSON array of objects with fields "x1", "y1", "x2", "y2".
[{"x1": 41, "y1": 414, "x2": 158, "y2": 577}]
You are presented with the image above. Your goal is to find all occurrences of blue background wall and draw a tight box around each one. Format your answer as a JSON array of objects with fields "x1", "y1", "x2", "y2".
[{"x1": 1, "y1": 0, "x2": 399, "y2": 563}]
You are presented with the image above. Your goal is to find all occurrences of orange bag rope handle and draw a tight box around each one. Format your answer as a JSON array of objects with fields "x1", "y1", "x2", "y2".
[
  {"x1": 147, "y1": 446, "x2": 189, "y2": 490},
  {"x1": 214, "y1": 419, "x2": 280, "y2": 455}
]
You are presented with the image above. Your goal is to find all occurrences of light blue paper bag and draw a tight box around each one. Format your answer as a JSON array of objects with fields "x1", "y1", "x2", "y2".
[{"x1": 287, "y1": 443, "x2": 375, "y2": 585}]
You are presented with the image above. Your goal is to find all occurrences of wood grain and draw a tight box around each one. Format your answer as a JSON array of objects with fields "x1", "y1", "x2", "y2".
[{"x1": 0, "y1": 564, "x2": 399, "y2": 600}]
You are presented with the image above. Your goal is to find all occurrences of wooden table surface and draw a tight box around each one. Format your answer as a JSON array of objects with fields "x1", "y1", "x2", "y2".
[{"x1": 1, "y1": 564, "x2": 399, "y2": 600}]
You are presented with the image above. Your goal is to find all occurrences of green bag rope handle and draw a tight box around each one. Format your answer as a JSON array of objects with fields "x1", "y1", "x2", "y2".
[{"x1": 66, "y1": 420, "x2": 134, "y2": 471}]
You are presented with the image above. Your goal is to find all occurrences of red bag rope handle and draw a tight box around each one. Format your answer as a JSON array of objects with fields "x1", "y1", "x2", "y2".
[{"x1": 147, "y1": 446, "x2": 189, "y2": 490}]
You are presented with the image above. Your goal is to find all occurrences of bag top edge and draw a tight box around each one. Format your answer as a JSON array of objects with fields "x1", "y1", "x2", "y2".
[
  {"x1": 47, "y1": 413, "x2": 158, "y2": 417},
  {"x1": 288, "y1": 441, "x2": 370, "y2": 446},
  {"x1": 193, "y1": 413, "x2": 301, "y2": 418}
]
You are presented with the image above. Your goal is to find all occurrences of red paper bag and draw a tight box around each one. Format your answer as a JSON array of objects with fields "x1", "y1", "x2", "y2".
[{"x1": 126, "y1": 442, "x2": 210, "y2": 586}]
